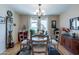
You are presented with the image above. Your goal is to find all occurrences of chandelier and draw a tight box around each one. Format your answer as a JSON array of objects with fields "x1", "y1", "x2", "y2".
[{"x1": 34, "y1": 4, "x2": 45, "y2": 19}]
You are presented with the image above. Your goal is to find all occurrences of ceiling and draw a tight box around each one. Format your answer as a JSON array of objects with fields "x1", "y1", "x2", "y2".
[{"x1": 7, "y1": 4, "x2": 70, "y2": 15}]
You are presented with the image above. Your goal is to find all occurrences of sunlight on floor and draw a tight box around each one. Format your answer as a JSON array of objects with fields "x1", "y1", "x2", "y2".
[{"x1": 0, "y1": 43, "x2": 20, "y2": 55}]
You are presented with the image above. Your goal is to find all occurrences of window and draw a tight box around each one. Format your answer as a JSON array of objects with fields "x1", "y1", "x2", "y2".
[
  {"x1": 30, "y1": 17, "x2": 48, "y2": 33},
  {"x1": 40, "y1": 20, "x2": 48, "y2": 31},
  {"x1": 30, "y1": 19, "x2": 38, "y2": 33}
]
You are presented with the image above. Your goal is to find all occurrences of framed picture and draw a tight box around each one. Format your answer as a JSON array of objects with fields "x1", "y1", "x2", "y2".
[
  {"x1": 51, "y1": 20, "x2": 56, "y2": 28},
  {"x1": 70, "y1": 17, "x2": 79, "y2": 30},
  {"x1": 0, "y1": 16, "x2": 5, "y2": 24}
]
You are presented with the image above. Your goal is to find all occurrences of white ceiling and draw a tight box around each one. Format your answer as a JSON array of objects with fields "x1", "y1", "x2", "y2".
[{"x1": 7, "y1": 4, "x2": 70, "y2": 15}]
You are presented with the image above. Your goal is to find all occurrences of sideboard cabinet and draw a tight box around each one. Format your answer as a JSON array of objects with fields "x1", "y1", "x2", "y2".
[{"x1": 60, "y1": 35, "x2": 79, "y2": 54}]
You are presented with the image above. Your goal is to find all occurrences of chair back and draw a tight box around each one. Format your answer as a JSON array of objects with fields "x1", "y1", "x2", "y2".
[
  {"x1": 31, "y1": 35, "x2": 49, "y2": 55},
  {"x1": 19, "y1": 33, "x2": 24, "y2": 42},
  {"x1": 24, "y1": 31, "x2": 28, "y2": 39}
]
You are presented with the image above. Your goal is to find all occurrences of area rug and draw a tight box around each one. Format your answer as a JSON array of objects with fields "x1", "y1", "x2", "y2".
[
  {"x1": 48, "y1": 46, "x2": 60, "y2": 55},
  {"x1": 16, "y1": 46, "x2": 60, "y2": 55},
  {"x1": 16, "y1": 47, "x2": 31, "y2": 55}
]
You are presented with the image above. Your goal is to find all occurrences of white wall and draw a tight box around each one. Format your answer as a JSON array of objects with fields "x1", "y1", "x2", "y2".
[
  {"x1": 0, "y1": 5, "x2": 20, "y2": 53},
  {"x1": 48, "y1": 15, "x2": 59, "y2": 38},
  {"x1": 12, "y1": 13, "x2": 20, "y2": 43},
  {"x1": 60, "y1": 4, "x2": 79, "y2": 33},
  {"x1": 19, "y1": 15, "x2": 29, "y2": 31},
  {"x1": 0, "y1": 24, "x2": 5, "y2": 53}
]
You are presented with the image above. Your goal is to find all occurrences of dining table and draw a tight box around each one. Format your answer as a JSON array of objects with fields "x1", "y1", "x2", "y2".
[{"x1": 31, "y1": 34, "x2": 49, "y2": 55}]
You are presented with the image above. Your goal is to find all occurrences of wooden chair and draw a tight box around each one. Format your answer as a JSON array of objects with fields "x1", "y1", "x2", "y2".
[
  {"x1": 51, "y1": 31, "x2": 60, "y2": 49},
  {"x1": 31, "y1": 35, "x2": 49, "y2": 55},
  {"x1": 19, "y1": 32, "x2": 28, "y2": 50}
]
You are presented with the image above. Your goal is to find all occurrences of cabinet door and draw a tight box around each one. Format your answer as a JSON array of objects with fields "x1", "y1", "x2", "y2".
[
  {"x1": 65, "y1": 39, "x2": 72, "y2": 51},
  {"x1": 71, "y1": 40, "x2": 79, "y2": 54},
  {"x1": 60, "y1": 36, "x2": 65, "y2": 46}
]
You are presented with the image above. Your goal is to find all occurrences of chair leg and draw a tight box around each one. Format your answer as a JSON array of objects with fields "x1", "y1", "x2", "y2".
[
  {"x1": 31, "y1": 47, "x2": 34, "y2": 55},
  {"x1": 23, "y1": 45, "x2": 25, "y2": 48},
  {"x1": 45, "y1": 47, "x2": 48, "y2": 55},
  {"x1": 32, "y1": 52, "x2": 34, "y2": 55},
  {"x1": 45, "y1": 52, "x2": 47, "y2": 55},
  {"x1": 32, "y1": 49, "x2": 34, "y2": 55},
  {"x1": 54, "y1": 44, "x2": 57, "y2": 48}
]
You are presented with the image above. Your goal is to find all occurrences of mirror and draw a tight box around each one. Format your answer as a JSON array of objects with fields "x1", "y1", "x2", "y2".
[
  {"x1": 70, "y1": 17, "x2": 79, "y2": 30},
  {"x1": 6, "y1": 10, "x2": 14, "y2": 48}
]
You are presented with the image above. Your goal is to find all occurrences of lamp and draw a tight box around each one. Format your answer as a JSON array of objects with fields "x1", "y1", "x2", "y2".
[{"x1": 34, "y1": 4, "x2": 45, "y2": 19}]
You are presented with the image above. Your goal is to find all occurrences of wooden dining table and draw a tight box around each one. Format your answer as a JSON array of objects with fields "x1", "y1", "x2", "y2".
[{"x1": 31, "y1": 34, "x2": 49, "y2": 55}]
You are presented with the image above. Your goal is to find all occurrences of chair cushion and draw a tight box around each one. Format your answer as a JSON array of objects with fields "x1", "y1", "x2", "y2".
[
  {"x1": 52, "y1": 40, "x2": 57, "y2": 45},
  {"x1": 21, "y1": 40, "x2": 28, "y2": 44}
]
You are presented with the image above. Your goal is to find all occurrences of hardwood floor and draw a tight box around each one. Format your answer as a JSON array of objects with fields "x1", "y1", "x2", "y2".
[
  {"x1": 0, "y1": 43, "x2": 20, "y2": 55},
  {"x1": 0, "y1": 42, "x2": 73, "y2": 55},
  {"x1": 58, "y1": 44, "x2": 73, "y2": 55}
]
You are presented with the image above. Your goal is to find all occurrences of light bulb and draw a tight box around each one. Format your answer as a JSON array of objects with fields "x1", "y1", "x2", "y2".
[
  {"x1": 36, "y1": 9, "x2": 39, "y2": 12},
  {"x1": 34, "y1": 12, "x2": 36, "y2": 15},
  {"x1": 42, "y1": 10, "x2": 45, "y2": 13}
]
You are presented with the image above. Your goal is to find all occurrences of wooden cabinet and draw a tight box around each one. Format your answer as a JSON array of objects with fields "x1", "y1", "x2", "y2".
[
  {"x1": 60, "y1": 35, "x2": 79, "y2": 54},
  {"x1": 60, "y1": 36, "x2": 65, "y2": 46},
  {"x1": 65, "y1": 38, "x2": 72, "y2": 51},
  {"x1": 71, "y1": 39, "x2": 79, "y2": 54}
]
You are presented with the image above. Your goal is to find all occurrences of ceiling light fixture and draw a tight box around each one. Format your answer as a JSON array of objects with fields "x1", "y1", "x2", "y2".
[{"x1": 34, "y1": 4, "x2": 45, "y2": 19}]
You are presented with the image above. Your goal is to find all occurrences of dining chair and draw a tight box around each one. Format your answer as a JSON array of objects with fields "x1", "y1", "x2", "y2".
[
  {"x1": 19, "y1": 32, "x2": 28, "y2": 50},
  {"x1": 31, "y1": 35, "x2": 49, "y2": 55}
]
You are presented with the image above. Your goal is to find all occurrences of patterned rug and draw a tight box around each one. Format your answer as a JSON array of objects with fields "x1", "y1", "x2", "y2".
[
  {"x1": 16, "y1": 46, "x2": 60, "y2": 55},
  {"x1": 48, "y1": 46, "x2": 60, "y2": 55}
]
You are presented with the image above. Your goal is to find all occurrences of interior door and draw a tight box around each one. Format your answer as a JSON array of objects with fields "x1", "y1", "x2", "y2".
[{"x1": 0, "y1": 22, "x2": 6, "y2": 53}]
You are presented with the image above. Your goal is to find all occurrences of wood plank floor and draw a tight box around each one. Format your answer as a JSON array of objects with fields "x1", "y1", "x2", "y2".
[
  {"x1": 0, "y1": 43, "x2": 20, "y2": 55},
  {"x1": 58, "y1": 44, "x2": 73, "y2": 55},
  {"x1": 0, "y1": 43, "x2": 73, "y2": 55}
]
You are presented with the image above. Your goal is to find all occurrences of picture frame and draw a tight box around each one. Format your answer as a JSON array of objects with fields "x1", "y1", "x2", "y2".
[
  {"x1": 0, "y1": 16, "x2": 5, "y2": 24},
  {"x1": 70, "y1": 17, "x2": 79, "y2": 30},
  {"x1": 51, "y1": 20, "x2": 56, "y2": 28}
]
